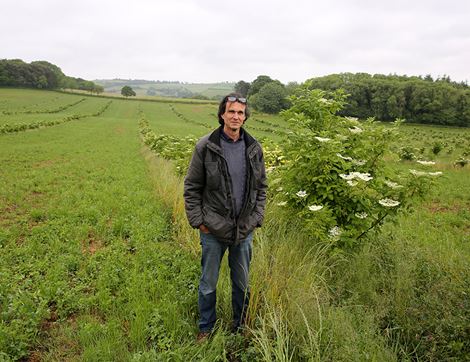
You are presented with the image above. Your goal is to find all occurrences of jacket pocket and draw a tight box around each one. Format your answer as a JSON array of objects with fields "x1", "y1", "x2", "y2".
[
  {"x1": 202, "y1": 207, "x2": 233, "y2": 239},
  {"x1": 205, "y1": 162, "x2": 220, "y2": 190},
  {"x1": 238, "y1": 212, "x2": 260, "y2": 240}
]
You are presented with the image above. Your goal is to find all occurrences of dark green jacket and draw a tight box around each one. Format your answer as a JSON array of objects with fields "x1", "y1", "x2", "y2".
[{"x1": 183, "y1": 127, "x2": 267, "y2": 245}]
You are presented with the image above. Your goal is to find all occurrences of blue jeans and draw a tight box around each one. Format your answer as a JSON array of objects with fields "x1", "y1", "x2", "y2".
[{"x1": 198, "y1": 231, "x2": 253, "y2": 332}]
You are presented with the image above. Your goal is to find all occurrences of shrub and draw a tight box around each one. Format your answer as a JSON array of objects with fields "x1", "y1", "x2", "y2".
[
  {"x1": 454, "y1": 157, "x2": 469, "y2": 167},
  {"x1": 398, "y1": 146, "x2": 417, "y2": 161},
  {"x1": 270, "y1": 83, "x2": 434, "y2": 249},
  {"x1": 432, "y1": 141, "x2": 443, "y2": 155}
]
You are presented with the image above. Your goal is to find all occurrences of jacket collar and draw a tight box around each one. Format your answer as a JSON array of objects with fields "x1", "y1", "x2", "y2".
[
  {"x1": 208, "y1": 126, "x2": 255, "y2": 148},
  {"x1": 221, "y1": 127, "x2": 244, "y2": 143}
]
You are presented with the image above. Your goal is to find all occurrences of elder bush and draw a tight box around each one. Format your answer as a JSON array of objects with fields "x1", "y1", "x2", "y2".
[{"x1": 270, "y1": 83, "x2": 436, "y2": 249}]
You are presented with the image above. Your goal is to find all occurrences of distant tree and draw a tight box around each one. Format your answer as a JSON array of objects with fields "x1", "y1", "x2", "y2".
[
  {"x1": 285, "y1": 81, "x2": 300, "y2": 95},
  {"x1": 30, "y1": 61, "x2": 65, "y2": 88},
  {"x1": 176, "y1": 88, "x2": 193, "y2": 98},
  {"x1": 424, "y1": 74, "x2": 434, "y2": 82},
  {"x1": 92, "y1": 85, "x2": 104, "y2": 95},
  {"x1": 76, "y1": 79, "x2": 96, "y2": 92},
  {"x1": 191, "y1": 93, "x2": 209, "y2": 100},
  {"x1": 250, "y1": 82, "x2": 289, "y2": 113},
  {"x1": 248, "y1": 75, "x2": 275, "y2": 97},
  {"x1": 234, "y1": 80, "x2": 250, "y2": 97},
  {"x1": 121, "y1": 85, "x2": 136, "y2": 97},
  {"x1": 0, "y1": 59, "x2": 103, "y2": 92}
]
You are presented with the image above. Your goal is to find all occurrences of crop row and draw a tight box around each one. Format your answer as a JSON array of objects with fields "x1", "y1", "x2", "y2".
[
  {"x1": 1, "y1": 98, "x2": 86, "y2": 115},
  {"x1": 0, "y1": 101, "x2": 112, "y2": 134},
  {"x1": 167, "y1": 104, "x2": 213, "y2": 130},
  {"x1": 250, "y1": 117, "x2": 290, "y2": 134},
  {"x1": 139, "y1": 109, "x2": 197, "y2": 175},
  {"x1": 168, "y1": 102, "x2": 288, "y2": 137}
]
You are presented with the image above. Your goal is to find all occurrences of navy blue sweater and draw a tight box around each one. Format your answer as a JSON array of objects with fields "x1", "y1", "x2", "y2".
[{"x1": 220, "y1": 129, "x2": 246, "y2": 217}]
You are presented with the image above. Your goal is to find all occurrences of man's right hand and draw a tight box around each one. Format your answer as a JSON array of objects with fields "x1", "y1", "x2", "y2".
[{"x1": 199, "y1": 224, "x2": 210, "y2": 234}]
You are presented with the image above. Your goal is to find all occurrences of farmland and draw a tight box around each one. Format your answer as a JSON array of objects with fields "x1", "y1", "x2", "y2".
[
  {"x1": 1, "y1": 88, "x2": 469, "y2": 360},
  {"x1": 94, "y1": 79, "x2": 235, "y2": 99}
]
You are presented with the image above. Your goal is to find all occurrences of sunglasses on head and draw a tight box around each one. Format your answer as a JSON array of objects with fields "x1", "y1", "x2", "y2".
[{"x1": 227, "y1": 96, "x2": 247, "y2": 104}]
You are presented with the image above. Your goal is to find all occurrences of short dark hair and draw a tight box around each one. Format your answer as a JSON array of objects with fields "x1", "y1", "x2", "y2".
[{"x1": 217, "y1": 92, "x2": 250, "y2": 126}]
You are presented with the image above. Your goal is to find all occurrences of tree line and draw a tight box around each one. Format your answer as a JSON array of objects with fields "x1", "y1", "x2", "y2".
[
  {"x1": 235, "y1": 73, "x2": 470, "y2": 127},
  {"x1": 308, "y1": 73, "x2": 469, "y2": 127},
  {"x1": 0, "y1": 59, "x2": 103, "y2": 94}
]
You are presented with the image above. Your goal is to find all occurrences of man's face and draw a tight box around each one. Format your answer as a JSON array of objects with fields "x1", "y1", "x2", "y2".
[{"x1": 221, "y1": 101, "x2": 246, "y2": 132}]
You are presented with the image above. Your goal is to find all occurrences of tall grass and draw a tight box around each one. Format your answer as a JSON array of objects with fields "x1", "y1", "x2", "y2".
[
  {"x1": 247, "y1": 205, "x2": 397, "y2": 361},
  {"x1": 142, "y1": 147, "x2": 200, "y2": 256}
]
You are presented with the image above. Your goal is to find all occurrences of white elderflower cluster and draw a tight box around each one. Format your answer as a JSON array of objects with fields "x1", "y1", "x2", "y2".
[
  {"x1": 384, "y1": 180, "x2": 403, "y2": 189},
  {"x1": 336, "y1": 153, "x2": 353, "y2": 161},
  {"x1": 354, "y1": 212, "x2": 368, "y2": 219},
  {"x1": 308, "y1": 205, "x2": 323, "y2": 211},
  {"x1": 296, "y1": 190, "x2": 308, "y2": 198},
  {"x1": 336, "y1": 153, "x2": 366, "y2": 166},
  {"x1": 339, "y1": 172, "x2": 373, "y2": 182},
  {"x1": 410, "y1": 169, "x2": 443, "y2": 177},
  {"x1": 353, "y1": 172, "x2": 373, "y2": 181},
  {"x1": 352, "y1": 159, "x2": 366, "y2": 166},
  {"x1": 349, "y1": 126, "x2": 363, "y2": 134},
  {"x1": 378, "y1": 198, "x2": 400, "y2": 207},
  {"x1": 417, "y1": 160, "x2": 436, "y2": 166},
  {"x1": 329, "y1": 226, "x2": 342, "y2": 239},
  {"x1": 314, "y1": 136, "x2": 331, "y2": 143},
  {"x1": 409, "y1": 169, "x2": 427, "y2": 176}
]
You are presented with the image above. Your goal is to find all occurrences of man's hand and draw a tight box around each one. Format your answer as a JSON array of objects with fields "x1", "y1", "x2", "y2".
[{"x1": 199, "y1": 224, "x2": 210, "y2": 234}]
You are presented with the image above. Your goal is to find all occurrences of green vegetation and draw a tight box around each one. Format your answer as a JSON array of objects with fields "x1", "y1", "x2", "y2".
[
  {"x1": 0, "y1": 94, "x2": 202, "y2": 360},
  {"x1": 1, "y1": 88, "x2": 468, "y2": 360},
  {"x1": 0, "y1": 89, "x2": 112, "y2": 134},
  {"x1": 271, "y1": 86, "x2": 433, "y2": 249},
  {"x1": 0, "y1": 59, "x2": 103, "y2": 93},
  {"x1": 235, "y1": 72, "x2": 470, "y2": 125},
  {"x1": 307, "y1": 72, "x2": 470, "y2": 126}
]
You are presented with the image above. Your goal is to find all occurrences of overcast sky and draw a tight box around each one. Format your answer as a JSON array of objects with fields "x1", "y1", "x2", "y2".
[{"x1": 1, "y1": 0, "x2": 469, "y2": 84}]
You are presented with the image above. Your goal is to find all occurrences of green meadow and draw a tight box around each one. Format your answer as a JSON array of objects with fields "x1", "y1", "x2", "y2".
[
  {"x1": 0, "y1": 88, "x2": 469, "y2": 360},
  {"x1": 94, "y1": 79, "x2": 235, "y2": 99}
]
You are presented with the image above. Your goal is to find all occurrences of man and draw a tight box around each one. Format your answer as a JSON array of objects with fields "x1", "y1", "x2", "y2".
[{"x1": 183, "y1": 93, "x2": 267, "y2": 340}]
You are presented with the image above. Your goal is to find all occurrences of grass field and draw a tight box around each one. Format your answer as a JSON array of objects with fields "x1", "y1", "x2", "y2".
[
  {"x1": 94, "y1": 80, "x2": 235, "y2": 99},
  {"x1": 1, "y1": 88, "x2": 469, "y2": 360},
  {"x1": 0, "y1": 92, "x2": 202, "y2": 360}
]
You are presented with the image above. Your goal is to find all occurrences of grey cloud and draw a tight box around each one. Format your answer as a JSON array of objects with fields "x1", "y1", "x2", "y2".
[{"x1": 0, "y1": 0, "x2": 468, "y2": 83}]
